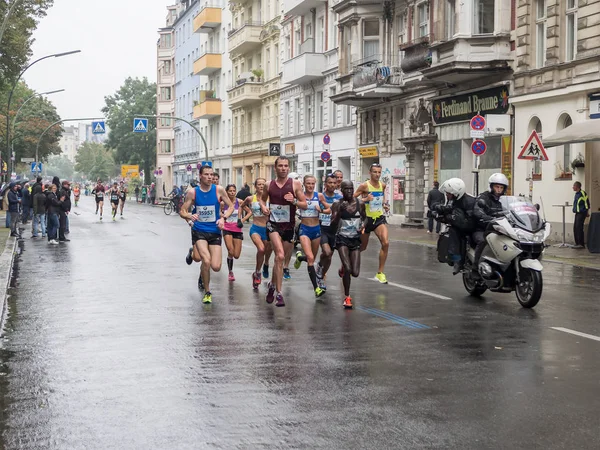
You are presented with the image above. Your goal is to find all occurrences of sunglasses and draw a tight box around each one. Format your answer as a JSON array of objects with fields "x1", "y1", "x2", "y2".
[{"x1": 369, "y1": 163, "x2": 382, "y2": 169}]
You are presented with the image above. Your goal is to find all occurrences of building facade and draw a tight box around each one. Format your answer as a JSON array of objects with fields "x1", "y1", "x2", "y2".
[
  {"x1": 157, "y1": 4, "x2": 177, "y2": 192},
  {"x1": 279, "y1": 0, "x2": 357, "y2": 189},
  {"x1": 228, "y1": 0, "x2": 281, "y2": 187},
  {"x1": 512, "y1": 0, "x2": 600, "y2": 239},
  {"x1": 59, "y1": 125, "x2": 79, "y2": 163}
]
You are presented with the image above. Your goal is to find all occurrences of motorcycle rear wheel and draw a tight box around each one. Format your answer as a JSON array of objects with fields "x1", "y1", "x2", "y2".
[
  {"x1": 515, "y1": 268, "x2": 542, "y2": 308},
  {"x1": 164, "y1": 202, "x2": 173, "y2": 215},
  {"x1": 462, "y1": 272, "x2": 487, "y2": 297}
]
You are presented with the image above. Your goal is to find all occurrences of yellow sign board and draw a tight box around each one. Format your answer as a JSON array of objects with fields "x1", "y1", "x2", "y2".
[
  {"x1": 359, "y1": 146, "x2": 378, "y2": 158},
  {"x1": 121, "y1": 165, "x2": 139, "y2": 179}
]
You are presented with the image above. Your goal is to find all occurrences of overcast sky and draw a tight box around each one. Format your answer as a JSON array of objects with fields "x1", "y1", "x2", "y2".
[{"x1": 23, "y1": 0, "x2": 172, "y2": 123}]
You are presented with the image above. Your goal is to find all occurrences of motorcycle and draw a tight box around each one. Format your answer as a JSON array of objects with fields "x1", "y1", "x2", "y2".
[{"x1": 439, "y1": 196, "x2": 551, "y2": 308}]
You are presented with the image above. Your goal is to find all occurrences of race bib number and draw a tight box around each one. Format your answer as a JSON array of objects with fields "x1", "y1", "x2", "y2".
[
  {"x1": 340, "y1": 218, "x2": 361, "y2": 236},
  {"x1": 270, "y1": 204, "x2": 291, "y2": 223},
  {"x1": 319, "y1": 213, "x2": 332, "y2": 227},
  {"x1": 97, "y1": 192, "x2": 104, "y2": 199},
  {"x1": 197, "y1": 205, "x2": 216, "y2": 222},
  {"x1": 303, "y1": 201, "x2": 319, "y2": 218},
  {"x1": 111, "y1": 194, "x2": 118, "y2": 201},
  {"x1": 370, "y1": 193, "x2": 383, "y2": 213}
]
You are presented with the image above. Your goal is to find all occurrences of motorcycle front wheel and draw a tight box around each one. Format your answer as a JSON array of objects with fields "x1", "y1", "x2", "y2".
[
  {"x1": 164, "y1": 202, "x2": 173, "y2": 215},
  {"x1": 515, "y1": 268, "x2": 543, "y2": 308},
  {"x1": 462, "y1": 272, "x2": 487, "y2": 297}
]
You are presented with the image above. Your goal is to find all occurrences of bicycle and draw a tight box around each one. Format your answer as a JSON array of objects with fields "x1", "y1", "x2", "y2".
[{"x1": 164, "y1": 196, "x2": 183, "y2": 215}]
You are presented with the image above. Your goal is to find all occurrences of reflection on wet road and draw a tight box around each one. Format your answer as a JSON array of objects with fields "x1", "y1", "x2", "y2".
[{"x1": 0, "y1": 198, "x2": 599, "y2": 449}]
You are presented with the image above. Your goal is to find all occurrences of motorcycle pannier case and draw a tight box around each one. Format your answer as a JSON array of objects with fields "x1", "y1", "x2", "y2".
[{"x1": 437, "y1": 232, "x2": 450, "y2": 264}]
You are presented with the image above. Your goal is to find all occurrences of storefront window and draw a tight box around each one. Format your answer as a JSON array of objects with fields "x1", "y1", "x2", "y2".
[
  {"x1": 441, "y1": 140, "x2": 462, "y2": 170},
  {"x1": 480, "y1": 137, "x2": 501, "y2": 169},
  {"x1": 392, "y1": 177, "x2": 405, "y2": 215}
]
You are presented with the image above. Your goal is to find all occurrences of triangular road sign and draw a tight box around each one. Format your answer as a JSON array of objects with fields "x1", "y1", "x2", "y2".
[
  {"x1": 518, "y1": 130, "x2": 548, "y2": 161},
  {"x1": 93, "y1": 121, "x2": 105, "y2": 134}
]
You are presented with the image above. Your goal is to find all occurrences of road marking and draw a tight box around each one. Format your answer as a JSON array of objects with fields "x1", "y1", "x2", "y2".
[
  {"x1": 550, "y1": 327, "x2": 600, "y2": 342},
  {"x1": 368, "y1": 278, "x2": 452, "y2": 301},
  {"x1": 357, "y1": 306, "x2": 430, "y2": 329}
]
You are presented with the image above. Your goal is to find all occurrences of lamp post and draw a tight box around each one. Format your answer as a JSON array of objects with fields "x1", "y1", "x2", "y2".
[
  {"x1": 10, "y1": 89, "x2": 65, "y2": 175},
  {"x1": 4, "y1": 50, "x2": 81, "y2": 175},
  {"x1": 0, "y1": 0, "x2": 24, "y2": 48}
]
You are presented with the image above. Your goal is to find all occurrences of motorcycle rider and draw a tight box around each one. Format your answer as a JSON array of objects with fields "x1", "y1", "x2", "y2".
[
  {"x1": 433, "y1": 178, "x2": 475, "y2": 275},
  {"x1": 472, "y1": 173, "x2": 509, "y2": 272}
]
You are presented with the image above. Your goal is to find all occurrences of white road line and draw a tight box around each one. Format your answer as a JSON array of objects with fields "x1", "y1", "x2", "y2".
[
  {"x1": 550, "y1": 327, "x2": 600, "y2": 342},
  {"x1": 369, "y1": 278, "x2": 452, "y2": 301}
]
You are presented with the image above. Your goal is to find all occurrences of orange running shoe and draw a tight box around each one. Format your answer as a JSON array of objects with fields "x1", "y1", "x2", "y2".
[{"x1": 343, "y1": 296, "x2": 353, "y2": 309}]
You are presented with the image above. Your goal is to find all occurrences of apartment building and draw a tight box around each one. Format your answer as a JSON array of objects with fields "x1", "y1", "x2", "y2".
[
  {"x1": 280, "y1": 0, "x2": 357, "y2": 188},
  {"x1": 228, "y1": 0, "x2": 281, "y2": 187},
  {"x1": 192, "y1": 0, "x2": 233, "y2": 185},
  {"x1": 59, "y1": 125, "x2": 79, "y2": 163},
  {"x1": 511, "y1": 0, "x2": 600, "y2": 237},
  {"x1": 332, "y1": 0, "x2": 512, "y2": 224},
  {"x1": 156, "y1": 4, "x2": 177, "y2": 191}
]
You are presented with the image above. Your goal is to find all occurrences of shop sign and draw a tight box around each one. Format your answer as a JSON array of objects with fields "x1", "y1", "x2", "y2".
[
  {"x1": 285, "y1": 143, "x2": 295, "y2": 155},
  {"x1": 432, "y1": 86, "x2": 510, "y2": 125},
  {"x1": 359, "y1": 146, "x2": 378, "y2": 158}
]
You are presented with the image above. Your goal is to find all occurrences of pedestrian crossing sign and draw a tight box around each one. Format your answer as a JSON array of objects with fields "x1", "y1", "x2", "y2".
[
  {"x1": 133, "y1": 118, "x2": 149, "y2": 133},
  {"x1": 518, "y1": 130, "x2": 548, "y2": 161},
  {"x1": 31, "y1": 162, "x2": 43, "y2": 173},
  {"x1": 92, "y1": 121, "x2": 106, "y2": 134}
]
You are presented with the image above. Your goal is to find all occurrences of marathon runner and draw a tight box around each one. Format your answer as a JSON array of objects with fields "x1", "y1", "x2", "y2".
[
  {"x1": 354, "y1": 163, "x2": 390, "y2": 284},
  {"x1": 315, "y1": 173, "x2": 342, "y2": 289},
  {"x1": 180, "y1": 165, "x2": 234, "y2": 304},
  {"x1": 259, "y1": 156, "x2": 307, "y2": 307},
  {"x1": 331, "y1": 180, "x2": 367, "y2": 309},
  {"x1": 73, "y1": 184, "x2": 81, "y2": 207},
  {"x1": 293, "y1": 175, "x2": 327, "y2": 298},
  {"x1": 109, "y1": 182, "x2": 120, "y2": 221},
  {"x1": 118, "y1": 181, "x2": 127, "y2": 218},
  {"x1": 243, "y1": 178, "x2": 273, "y2": 289},
  {"x1": 91, "y1": 180, "x2": 105, "y2": 220},
  {"x1": 333, "y1": 170, "x2": 343, "y2": 194},
  {"x1": 222, "y1": 184, "x2": 251, "y2": 282}
]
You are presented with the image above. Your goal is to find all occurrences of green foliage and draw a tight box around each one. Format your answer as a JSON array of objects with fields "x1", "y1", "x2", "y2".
[
  {"x1": 128, "y1": 175, "x2": 142, "y2": 191},
  {"x1": 45, "y1": 154, "x2": 74, "y2": 180},
  {"x1": 75, "y1": 141, "x2": 117, "y2": 182},
  {"x1": 102, "y1": 77, "x2": 157, "y2": 184}
]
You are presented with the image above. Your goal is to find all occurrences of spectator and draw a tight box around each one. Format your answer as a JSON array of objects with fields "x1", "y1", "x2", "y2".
[
  {"x1": 46, "y1": 184, "x2": 63, "y2": 245},
  {"x1": 150, "y1": 183, "x2": 156, "y2": 205},
  {"x1": 236, "y1": 183, "x2": 251, "y2": 201},
  {"x1": 426, "y1": 181, "x2": 445, "y2": 234},
  {"x1": 52, "y1": 176, "x2": 61, "y2": 193},
  {"x1": 572, "y1": 181, "x2": 590, "y2": 249},
  {"x1": 59, "y1": 180, "x2": 72, "y2": 241},
  {"x1": 163, "y1": 182, "x2": 166, "y2": 198},
  {"x1": 135, "y1": 185, "x2": 140, "y2": 202},
  {"x1": 21, "y1": 183, "x2": 31, "y2": 225},
  {"x1": 32, "y1": 184, "x2": 48, "y2": 238},
  {"x1": 7, "y1": 183, "x2": 21, "y2": 238},
  {"x1": 141, "y1": 185, "x2": 147, "y2": 203},
  {"x1": 31, "y1": 176, "x2": 43, "y2": 196}
]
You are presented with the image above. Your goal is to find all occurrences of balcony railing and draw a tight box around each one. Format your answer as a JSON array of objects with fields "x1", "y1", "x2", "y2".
[
  {"x1": 228, "y1": 21, "x2": 263, "y2": 55},
  {"x1": 227, "y1": 79, "x2": 263, "y2": 108},
  {"x1": 282, "y1": 52, "x2": 327, "y2": 85},
  {"x1": 193, "y1": 5, "x2": 222, "y2": 33},
  {"x1": 193, "y1": 52, "x2": 222, "y2": 75}
]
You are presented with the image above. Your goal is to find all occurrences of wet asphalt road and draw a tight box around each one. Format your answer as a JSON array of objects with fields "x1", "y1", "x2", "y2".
[{"x1": 0, "y1": 197, "x2": 599, "y2": 449}]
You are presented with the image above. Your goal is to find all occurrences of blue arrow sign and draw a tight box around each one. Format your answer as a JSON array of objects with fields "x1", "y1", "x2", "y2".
[
  {"x1": 31, "y1": 162, "x2": 43, "y2": 173},
  {"x1": 92, "y1": 121, "x2": 106, "y2": 134},
  {"x1": 133, "y1": 118, "x2": 149, "y2": 133}
]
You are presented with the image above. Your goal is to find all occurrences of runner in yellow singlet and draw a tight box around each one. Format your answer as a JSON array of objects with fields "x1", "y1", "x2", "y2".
[{"x1": 354, "y1": 163, "x2": 390, "y2": 284}]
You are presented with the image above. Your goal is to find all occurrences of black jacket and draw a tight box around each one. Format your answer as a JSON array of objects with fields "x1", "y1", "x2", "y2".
[
  {"x1": 427, "y1": 188, "x2": 445, "y2": 209},
  {"x1": 7, "y1": 190, "x2": 20, "y2": 213},
  {"x1": 31, "y1": 182, "x2": 43, "y2": 197},
  {"x1": 59, "y1": 187, "x2": 72, "y2": 212},
  {"x1": 46, "y1": 192, "x2": 62, "y2": 215},
  {"x1": 473, "y1": 191, "x2": 504, "y2": 230},
  {"x1": 33, "y1": 191, "x2": 47, "y2": 215},
  {"x1": 435, "y1": 194, "x2": 476, "y2": 232},
  {"x1": 22, "y1": 188, "x2": 31, "y2": 208}
]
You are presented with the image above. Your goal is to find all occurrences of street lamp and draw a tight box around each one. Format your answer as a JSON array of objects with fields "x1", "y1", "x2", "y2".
[{"x1": 4, "y1": 50, "x2": 81, "y2": 175}]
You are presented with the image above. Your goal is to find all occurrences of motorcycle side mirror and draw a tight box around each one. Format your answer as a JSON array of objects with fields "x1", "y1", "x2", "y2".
[{"x1": 535, "y1": 204, "x2": 540, "y2": 211}]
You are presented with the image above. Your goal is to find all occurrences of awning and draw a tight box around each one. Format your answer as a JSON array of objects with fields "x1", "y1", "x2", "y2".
[{"x1": 543, "y1": 120, "x2": 600, "y2": 148}]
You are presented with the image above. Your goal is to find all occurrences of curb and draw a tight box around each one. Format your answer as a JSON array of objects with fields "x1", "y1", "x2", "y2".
[
  {"x1": 0, "y1": 235, "x2": 17, "y2": 333},
  {"x1": 389, "y1": 237, "x2": 600, "y2": 272}
]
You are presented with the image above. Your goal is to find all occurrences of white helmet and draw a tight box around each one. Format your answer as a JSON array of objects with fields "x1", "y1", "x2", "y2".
[
  {"x1": 288, "y1": 172, "x2": 300, "y2": 180},
  {"x1": 488, "y1": 173, "x2": 508, "y2": 194},
  {"x1": 440, "y1": 178, "x2": 466, "y2": 200}
]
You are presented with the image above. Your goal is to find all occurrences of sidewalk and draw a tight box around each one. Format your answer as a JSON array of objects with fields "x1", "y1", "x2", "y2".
[
  {"x1": 0, "y1": 211, "x2": 18, "y2": 330},
  {"x1": 388, "y1": 225, "x2": 600, "y2": 271}
]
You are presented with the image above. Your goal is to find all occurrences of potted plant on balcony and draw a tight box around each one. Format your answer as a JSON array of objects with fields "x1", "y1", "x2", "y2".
[
  {"x1": 251, "y1": 68, "x2": 264, "y2": 82},
  {"x1": 571, "y1": 153, "x2": 585, "y2": 170}
]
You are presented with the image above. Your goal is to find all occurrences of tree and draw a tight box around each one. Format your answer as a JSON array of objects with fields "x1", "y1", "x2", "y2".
[
  {"x1": 75, "y1": 141, "x2": 117, "y2": 182},
  {"x1": 102, "y1": 77, "x2": 156, "y2": 184},
  {"x1": 45, "y1": 154, "x2": 74, "y2": 180}
]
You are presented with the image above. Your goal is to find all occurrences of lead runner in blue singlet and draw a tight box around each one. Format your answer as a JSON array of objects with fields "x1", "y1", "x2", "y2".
[{"x1": 180, "y1": 165, "x2": 234, "y2": 304}]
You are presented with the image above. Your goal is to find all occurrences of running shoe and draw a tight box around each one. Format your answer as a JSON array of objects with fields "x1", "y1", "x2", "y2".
[
  {"x1": 343, "y1": 296, "x2": 353, "y2": 309},
  {"x1": 315, "y1": 287, "x2": 325, "y2": 298},
  {"x1": 202, "y1": 292, "x2": 212, "y2": 304},
  {"x1": 317, "y1": 278, "x2": 327, "y2": 291},
  {"x1": 186, "y1": 247, "x2": 193, "y2": 265},
  {"x1": 112, "y1": 216, "x2": 116, "y2": 222},
  {"x1": 266, "y1": 282, "x2": 275, "y2": 304},
  {"x1": 315, "y1": 263, "x2": 323, "y2": 280},
  {"x1": 262, "y1": 264, "x2": 269, "y2": 279},
  {"x1": 283, "y1": 268, "x2": 291, "y2": 280},
  {"x1": 252, "y1": 272, "x2": 261, "y2": 289},
  {"x1": 375, "y1": 272, "x2": 388, "y2": 284},
  {"x1": 228, "y1": 271, "x2": 235, "y2": 281},
  {"x1": 275, "y1": 293, "x2": 285, "y2": 307},
  {"x1": 100, "y1": 216, "x2": 103, "y2": 221},
  {"x1": 293, "y1": 251, "x2": 303, "y2": 270},
  {"x1": 338, "y1": 266, "x2": 344, "y2": 278},
  {"x1": 198, "y1": 275, "x2": 204, "y2": 291}
]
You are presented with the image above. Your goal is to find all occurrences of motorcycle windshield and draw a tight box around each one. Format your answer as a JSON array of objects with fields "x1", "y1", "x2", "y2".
[{"x1": 500, "y1": 196, "x2": 542, "y2": 232}]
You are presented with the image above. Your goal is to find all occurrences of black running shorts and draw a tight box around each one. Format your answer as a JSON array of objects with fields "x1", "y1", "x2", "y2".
[{"x1": 191, "y1": 229, "x2": 222, "y2": 246}]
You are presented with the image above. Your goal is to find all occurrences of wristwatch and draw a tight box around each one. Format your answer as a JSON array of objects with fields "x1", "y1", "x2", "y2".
[{"x1": 293, "y1": 198, "x2": 298, "y2": 206}]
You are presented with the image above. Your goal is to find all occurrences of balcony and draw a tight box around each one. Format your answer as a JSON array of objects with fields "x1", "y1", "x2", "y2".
[
  {"x1": 284, "y1": 0, "x2": 326, "y2": 17},
  {"x1": 228, "y1": 22, "x2": 263, "y2": 56},
  {"x1": 227, "y1": 80, "x2": 263, "y2": 108},
  {"x1": 194, "y1": 91, "x2": 222, "y2": 119},
  {"x1": 193, "y1": 6, "x2": 221, "y2": 33},
  {"x1": 282, "y1": 52, "x2": 326, "y2": 85},
  {"x1": 193, "y1": 52, "x2": 222, "y2": 75},
  {"x1": 158, "y1": 73, "x2": 175, "y2": 86},
  {"x1": 158, "y1": 46, "x2": 174, "y2": 59}
]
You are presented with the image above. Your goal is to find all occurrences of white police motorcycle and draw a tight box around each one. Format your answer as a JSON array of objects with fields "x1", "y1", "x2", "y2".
[{"x1": 462, "y1": 196, "x2": 551, "y2": 308}]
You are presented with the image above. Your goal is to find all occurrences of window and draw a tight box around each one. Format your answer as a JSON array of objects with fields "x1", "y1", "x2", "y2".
[
  {"x1": 345, "y1": 105, "x2": 352, "y2": 126},
  {"x1": 284, "y1": 101, "x2": 290, "y2": 136},
  {"x1": 480, "y1": 137, "x2": 501, "y2": 169},
  {"x1": 305, "y1": 95, "x2": 312, "y2": 133},
  {"x1": 363, "y1": 20, "x2": 380, "y2": 61},
  {"x1": 306, "y1": 22, "x2": 312, "y2": 40},
  {"x1": 559, "y1": 115, "x2": 573, "y2": 177},
  {"x1": 160, "y1": 87, "x2": 172, "y2": 101},
  {"x1": 474, "y1": 0, "x2": 494, "y2": 35},
  {"x1": 161, "y1": 139, "x2": 172, "y2": 153},
  {"x1": 164, "y1": 60, "x2": 172, "y2": 74},
  {"x1": 160, "y1": 114, "x2": 172, "y2": 127},
  {"x1": 317, "y1": 91, "x2": 324, "y2": 130},
  {"x1": 265, "y1": 106, "x2": 270, "y2": 136},
  {"x1": 265, "y1": 48, "x2": 271, "y2": 79},
  {"x1": 329, "y1": 11, "x2": 338, "y2": 49},
  {"x1": 295, "y1": 29, "x2": 301, "y2": 56},
  {"x1": 417, "y1": 3, "x2": 429, "y2": 38},
  {"x1": 440, "y1": 140, "x2": 462, "y2": 170},
  {"x1": 160, "y1": 34, "x2": 172, "y2": 48},
  {"x1": 317, "y1": 16, "x2": 325, "y2": 53},
  {"x1": 247, "y1": 112, "x2": 253, "y2": 142},
  {"x1": 274, "y1": 44, "x2": 279, "y2": 74},
  {"x1": 285, "y1": 36, "x2": 291, "y2": 60},
  {"x1": 446, "y1": 0, "x2": 455, "y2": 39},
  {"x1": 234, "y1": 117, "x2": 239, "y2": 145},
  {"x1": 329, "y1": 87, "x2": 337, "y2": 128},
  {"x1": 566, "y1": 0, "x2": 577, "y2": 62},
  {"x1": 295, "y1": 98, "x2": 301, "y2": 134},
  {"x1": 535, "y1": 0, "x2": 546, "y2": 68}
]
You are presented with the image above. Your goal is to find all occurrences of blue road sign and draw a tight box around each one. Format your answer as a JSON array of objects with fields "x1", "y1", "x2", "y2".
[
  {"x1": 133, "y1": 118, "x2": 149, "y2": 133},
  {"x1": 92, "y1": 121, "x2": 106, "y2": 134},
  {"x1": 471, "y1": 140, "x2": 487, "y2": 156},
  {"x1": 470, "y1": 114, "x2": 486, "y2": 131},
  {"x1": 31, "y1": 162, "x2": 43, "y2": 173}
]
